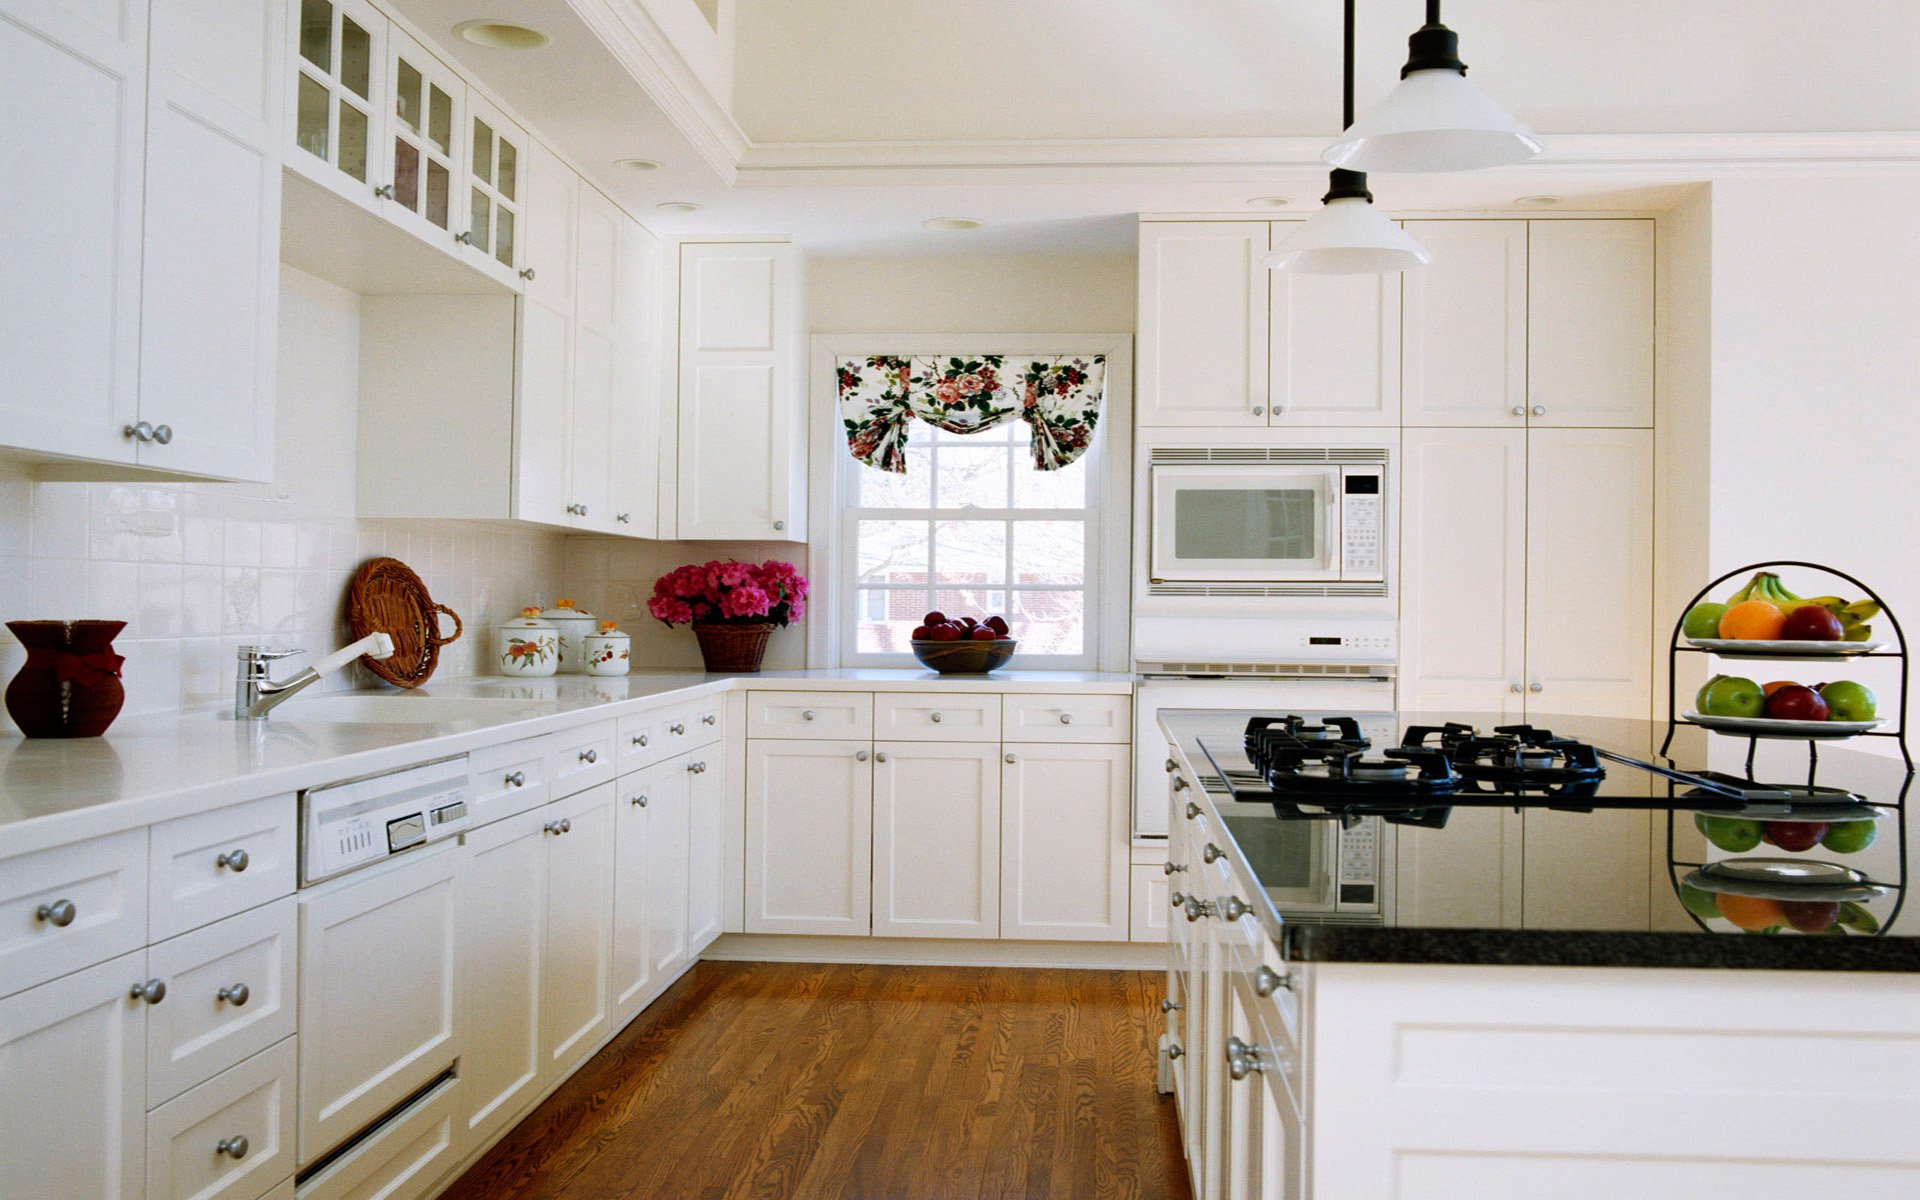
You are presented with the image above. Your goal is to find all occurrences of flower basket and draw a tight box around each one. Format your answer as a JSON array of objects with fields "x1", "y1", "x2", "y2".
[{"x1": 693, "y1": 622, "x2": 775, "y2": 673}]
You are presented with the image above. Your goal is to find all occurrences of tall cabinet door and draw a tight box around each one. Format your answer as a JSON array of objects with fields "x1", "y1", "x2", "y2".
[
  {"x1": 686, "y1": 750, "x2": 727, "y2": 952},
  {"x1": 0, "y1": 0, "x2": 146, "y2": 465},
  {"x1": 454, "y1": 807, "x2": 546, "y2": 1155},
  {"x1": 1269, "y1": 224, "x2": 1402, "y2": 426},
  {"x1": 1000, "y1": 744, "x2": 1130, "y2": 942},
  {"x1": 744, "y1": 740, "x2": 872, "y2": 936},
  {"x1": 1528, "y1": 220, "x2": 1655, "y2": 428},
  {"x1": 541, "y1": 783, "x2": 614, "y2": 1078},
  {"x1": 138, "y1": 0, "x2": 283, "y2": 481},
  {"x1": 511, "y1": 140, "x2": 576, "y2": 528},
  {"x1": 1398, "y1": 428, "x2": 1528, "y2": 715},
  {"x1": 872, "y1": 742, "x2": 1001, "y2": 940},
  {"x1": 1401, "y1": 220, "x2": 1528, "y2": 427},
  {"x1": 567, "y1": 185, "x2": 621, "y2": 531},
  {"x1": 1135, "y1": 222, "x2": 1269, "y2": 427},
  {"x1": 609, "y1": 218, "x2": 662, "y2": 537},
  {"x1": 1524, "y1": 429, "x2": 1654, "y2": 718},
  {"x1": 643, "y1": 759, "x2": 692, "y2": 981}
]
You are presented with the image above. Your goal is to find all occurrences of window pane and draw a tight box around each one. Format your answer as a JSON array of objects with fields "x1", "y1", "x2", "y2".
[
  {"x1": 471, "y1": 119, "x2": 493, "y2": 183},
  {"x1": 337, "y1": 99, "x2": 368, "y2": 181},
  {"x1": 295, "y1": 73, "x2": 329, "y2": 160},
  {"x1": 855, "y1": 591, "x2": 925, "y2": 655},
  {"x1": 395, "y1": 59, "x2": 422, "y2": 131},
  {"x1": 469, "y1": 188, "x2": 490, "y2": 251},
  {"x1": 930, "y1": 587, "x2": 1003, "y2": 625},
  {"x1": 854, "y1": 451, "x2": 930, "y2": 508},
  {"x1": 932, "y1": 445, "x2": 1008, "y2": 509},
  {"x1": 299, "y1": 0, "x2": 331, "y2": 70},
  {"x1": 1014, "y1": 453, "x2": 1088, "y2": 508},
  {"x1": 1013, "y1": 522, "x2": 1084, "y2": 585},
  {"x1": 1012, "y1": 590, "x2": 1084, "y2": 655},
  {"x1": 495, "y1": 206, "x2": 515, "y2": 267},
  {"x1": 497, "y1": 139, "x2": 518, "y2": 201},
  {"x1": 340, "y1": 16, "x2": 371, "y2": 99},
  {"x1": 391, "y1": 138, "x2": 419, "y2": 209},
  {"x1": 426, "y1": 161, "x2": 449, "y2": 227},
  {"x1": 934, "y1": 521, "x2": 1005, "y2": 586},
  {"x1": 855, "y1": 520, "x2": 928, "y2": 586},
  {"x1": 428, "y1": 85, "x2": 453, "y2": 154}
]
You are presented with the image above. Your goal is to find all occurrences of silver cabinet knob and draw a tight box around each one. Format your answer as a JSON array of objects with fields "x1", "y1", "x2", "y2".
[
  {"x1": 800, "y1": 710, "x2": 816, "y2": 722},
  {"x1": 151, "y1": 424, "x2": 173, "y2": 445},
  {"x1": 1509, "y1": 682, "x2": 1524, "y2": 694},
  {"x1": 1202, "y1": 843, "x2": 1225, "y2": 864},
  {"x1": 505, "y1": 771, "x2": 526, "y2": 788},
  {"x1": 1529, "y1": 682, "x2": 1544, "y2": 693},
  {"x1": 1253, "y1": 966, "x2": 1292, "y2": 997},
  {"x1": 130, "y1": 978, "x2": 167, "y2": 1004},
  {"x1": 1004, "y1": 752, "x2": 1017, "y2": 764},
  {"x1": 702, "y1": 714, "x2": 716, "y2": 725},
  {"x1": 688, "y1": 761, "x2": 707, "y2": 773},
  {"x1": 670, "y1": 723, "x2": 686, "y2": 735},
  {"x1": 631, "y1": 794, "x2": 648, "y2": 807},
  {"x1": 1163, "y1": 861, "x2": 1187, "y2": 876},
  {"x1": 454, "y1": 230, "x2": 474, "y2": 245},
  {"x1": 373, "y1": 183, "x2": 395, "y2": 199},
  {"x1": 579, "y1": 748, "x2": 598, "y2": 764},
  {"x1": 217, "y1": 982, "x2": 250, "y2": 1006},
  {"x1": 855, "y1": 750, "x2": 870, "y2": 762},
  {"x1": 216, "y1": 847, "x2": 249, "y2": 872},
  {"x1": 1510, "y1": 405, "x2": 1526, "y2": 417},
  {"x1": 616, "y1": 512, "x2": 630, "y2": 523},
  {"x1": 1166, "y1": 1043, "x2": 1185, "y2": 1060},
  {"x1": 1169, "y1": 890, "x2": 1186, "y2": 908},
  {"x1": 1220, "y1": 896, "x2": 1251, "y2": 922},
  {"x1": 1164, "y1": 758, "x2": 1177, "y2": 774},
  {"x1": 1531, "y1": 404, "x2": 1546, "y2": 417},
  {"x1": 773, "y1": 520, "x2": 785, "y2": 531},
  {"x1": 875, "y1": 751, "x2": 889, "y2": 763},
  {"x1": 1161, "y1": 998, "x2": 1183, "y2": 1013},
  {"x1": 35, "y1": 898, "x2": 77, "y2": 927},
  {"x1": 1172, "y1": 775, "x2": 1190, "y2": 791},
  {"x1": 929, "y1": 711, "x2": 943, "y2": 723},
  {"x1": 1272, "y1": 404, "x2": 1286, "y2": 414},
  {"x1": 631, "y1": 734, "x2": 648, "y2": 747},
  {"x1": 1251, "y1": 405, "x2": 1265, "y2": 416},
  {"x1": 1059, "y1": 712, "x2": 1074, "y2": 725},
  {"x1": 519, "y1": 267, "x2": 536, "y2": 281},
  {"x1": 124, "y1": 421, "x2": 155, "y2": 442},
  {"x1": 1185, "y1": 801, "x2": 1201, "y2": 820},
  {"x1": 1184, "y1": 897, "x2": 1216, "y2": 922},
  {"x1": 543, "y1": 819, "x2": 568, "y2": 835},
  {"x1": 1226, "y1": 1036, "x2": 1265, "y2": 1080},
  {"x1": 215, "y1": 1135, "x2": 249, "y2": 1160}
]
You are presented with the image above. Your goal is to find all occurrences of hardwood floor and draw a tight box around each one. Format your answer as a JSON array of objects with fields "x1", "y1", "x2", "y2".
[{"x1": 441, "y1": 961, "x2": 1191, "y2": 1200}]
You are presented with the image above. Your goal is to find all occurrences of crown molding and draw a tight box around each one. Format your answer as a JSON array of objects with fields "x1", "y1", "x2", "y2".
[{"x1": 570, "y1": 0, "x2": 748, "y2": 184}]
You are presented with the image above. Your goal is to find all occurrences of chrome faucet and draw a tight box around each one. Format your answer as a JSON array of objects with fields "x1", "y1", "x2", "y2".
[{"x1": 234, "y1": 633, "x2": 396, "y2": 720}]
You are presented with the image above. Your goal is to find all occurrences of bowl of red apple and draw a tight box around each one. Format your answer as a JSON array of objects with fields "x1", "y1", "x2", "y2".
[{"x1": 910, "y1": 612, "x2": 1017, "y2": 675}]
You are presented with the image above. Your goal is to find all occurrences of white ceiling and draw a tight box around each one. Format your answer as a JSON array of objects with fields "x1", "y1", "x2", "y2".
[{"x1": 382, "y1": 0, "x2": 1919, "y2": 256}]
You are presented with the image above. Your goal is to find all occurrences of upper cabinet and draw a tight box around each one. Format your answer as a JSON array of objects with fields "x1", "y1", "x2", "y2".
[
  {"x1": 460, "y1": 92, "x2": 526, "y2": 287},
  {"x1": 288, "y1": 0, "x2": 386, "y2": 211},
  {"x1": 1269, "y1": 224, "x2": 1403, "y2": 427},
  {"x1": 1402, "y1": 220, "x2": 1528, "y2": 427},
  {"x1": 383, "y1": 25, "x2": 463, "y2": 245},
  {"x1": 0, "y1": 0, "x2": 279, "y2": 481}
]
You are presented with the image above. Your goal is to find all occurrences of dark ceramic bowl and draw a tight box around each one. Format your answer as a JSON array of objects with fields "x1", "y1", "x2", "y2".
[{"x1": 911, "y1": 638, "x2": 1017, "y2": 675}]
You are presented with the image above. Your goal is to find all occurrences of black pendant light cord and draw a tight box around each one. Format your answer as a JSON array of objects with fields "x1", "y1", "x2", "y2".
[
  {"x1": 1406, "y1": 0, "x2": 1466, "y2": 75},
  {"x1": 1326, "y1": 0, "x2": 1371, "y2": 202},
  {"x1": 1343, "y1": 0, "x2": 1356, "y2": 129},
  {"x1": 1428, "y1": 0, "x2": 1441, "y2": 25}
]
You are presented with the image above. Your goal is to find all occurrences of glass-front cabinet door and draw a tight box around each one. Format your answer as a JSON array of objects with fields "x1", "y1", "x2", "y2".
[
  {"x1": 382, "y1": 27, "x2": 462, "y2": 242},
  {"x1": 288, "y1": 0, "x2": 387, "y2": 210},
  {"x1": 461, "y1": 92, "x2": 525, "y2": 286}
]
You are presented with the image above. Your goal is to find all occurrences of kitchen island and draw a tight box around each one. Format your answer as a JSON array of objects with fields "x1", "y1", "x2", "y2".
[{"x1": 1158, "y1": 709, "x2": 1920, "y2": 1199}]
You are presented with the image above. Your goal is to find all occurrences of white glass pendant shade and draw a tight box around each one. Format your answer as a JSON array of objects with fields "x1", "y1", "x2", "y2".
[
  {"x1": 1325, "y1": 68, "x2": 1542, "y2": 174},
  {"x1": 1263, "y1": 197, "x2": 1432, "y2": 275}
]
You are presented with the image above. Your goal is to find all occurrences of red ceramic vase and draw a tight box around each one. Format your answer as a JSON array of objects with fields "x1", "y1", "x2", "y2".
[{"x1": 5, "y1": 620, "x2": 128, "y2": 738}]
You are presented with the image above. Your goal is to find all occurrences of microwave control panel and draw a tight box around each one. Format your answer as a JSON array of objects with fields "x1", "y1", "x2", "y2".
[{"x1": 1339, "y1": 469, "x2": 1384, "y2": 580}]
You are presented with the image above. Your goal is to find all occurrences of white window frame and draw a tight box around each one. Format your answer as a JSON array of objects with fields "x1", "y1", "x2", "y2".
[{"x1": 806, "y1": 334, "x2": 1134, "y2": 672}]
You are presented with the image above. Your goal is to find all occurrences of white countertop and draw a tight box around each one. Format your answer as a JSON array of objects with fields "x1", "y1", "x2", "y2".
[{"x1": 0, "y1": 668, "x2": 1133, "y2": 857}]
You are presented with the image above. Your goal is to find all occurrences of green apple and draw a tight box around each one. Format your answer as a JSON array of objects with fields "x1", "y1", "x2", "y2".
[
  {"x1": 1677, "y1": 882, "x2": 1722, "y2": 921},
  {"x1": 1694, "y1": 812, "x2": 1764, "y2": 852},
  {"x1": 1819, "y1": 680, "x2": 1877, "y2": 722},
  {"x1": 1820, "y1": 820, "x2": 1879, "y2": 854},
  {"x1": 1683, "y1": 602, "x2": 1729, "y2": 639},
  {"x1": 1696, "y1": 675, "x2": 1766, "y2": 718}
]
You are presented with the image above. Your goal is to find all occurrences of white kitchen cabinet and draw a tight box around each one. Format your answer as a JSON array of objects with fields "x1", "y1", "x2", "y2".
[
  {"x1": 744, "y1": 740, "x2": 872, "y2": 936},
  {"x1": 0, "y1": 950, "x2": 148, "y2": 1200},
  {"x1": 1527, "y1": 220, "x2": 1655, "y2": 428},
  {"x1": 610, "y1": 216, "x2": 664, "y2": 536},
  {"x1": 145, "y1": 1036, "x2": 296, "y2": 1200},
  {"x1": 453, "y1": 807, "x2": 546, "y2": 1154},
  {"x1": 511, "y1": 138, "x2": 577, "y2": 529},
  {"x1": 380, "y1": 25, "x2": 463, "y2": 245},
  {"x1": 147, "y1": 795, "x2": 296, "y2": 944},
  {"x1": 1000, "y1": 743, "x2": 1131, "y2": 942},
  {"x1": 643, "y1": 758, "x2": 693, "y2": 981},
  {"x1": 566, "y1": 184, "x2": 621, "y2": 532},
  {"x1": 1269, "y1": 222, "x2": 1402, "y2": 427},
  {"x1": 1136, "y1": 222, "x2": 1269, "y2": 427},
  {"x1": 686, "y1": 751, "x2": 727, "y2": 953},
  {"x1": 145, "y1": 898, "x2": 298, "y2": 1107},
  {"x1": 675, "y1": 241, "x2": 806, "y2": 540},
  {"x1": 872, "y1": 743, "x2": 1001, "y2": 939},
  {"x1": 611, "y1": 763, "x2": 671, "y2": 1023},
  {"x1": 287, "y1": 0, "x2": 387, "y2": 211},
  {"x1": 2, "y1": 827, "x2": 149, "y2": 1000},
  {"x1": 459, "y1": 90, "x2": 525, "y2": 287},
  {"x1": 541, "y1": 783, "x2": 614, "y2": 1079},
  {"x1": 1401, "y1": 220, "x2": 1528, "y2": 427}
]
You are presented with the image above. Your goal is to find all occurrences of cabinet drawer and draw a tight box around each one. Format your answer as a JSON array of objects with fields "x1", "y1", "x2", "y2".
[
  {"x1": 0, "y1": 827, "x2": 147, "y2": 998},
  {"x1": 616, "y1": 710, "x2": 667, "y2": 773},
  {"x1": 295, "y1": 1074, "x2": 460, "y2": 1200},
  {"x1": 148, "y1": 898, "x2": 298, "y2": 1107},
  {"x1": 150, "y1": 796, "x2": 295, "y2": 942},
  {"x1": 678, "y1": 697, "x2": 725, "y2": 748},
  {"x1": 146, "y1": 1036, "x2": 296, "y2": 1200},
  {"x1": 1002, "y1": 694, "x2": 1131, "y2": 743},
  {"x1": 547, "y1": 720, "x2": 616, "y2": 798},
  {"x1": 747, "y1": 691, "x2": 872, "y2": 740},
  {"x1": 468, "y1": 736, "x2": 550, "y2": 826},
  {"x1": 873, "y1": 693, "x2": 1001, "y2": 741},
  {"x1": 1130, "y1": 863, "x2": 1171, "y2": 944}
]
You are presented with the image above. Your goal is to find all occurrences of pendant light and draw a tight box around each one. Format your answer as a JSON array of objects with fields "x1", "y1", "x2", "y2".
[
  {"x1": 1266, "y1": 0, "x2": 1431, "y2": 275},
  {"x1": 1323, "y1": 0, "x2": 1542, "y2": 174}
]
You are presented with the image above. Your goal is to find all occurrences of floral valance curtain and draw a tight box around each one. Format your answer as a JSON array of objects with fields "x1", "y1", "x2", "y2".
[{"x1": 837, "y1": 353, "x2": 1106, "y2": 474}]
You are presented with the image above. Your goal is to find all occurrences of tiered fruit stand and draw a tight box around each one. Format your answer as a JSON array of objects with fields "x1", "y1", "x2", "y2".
[{"x1": 1659, "y1": 561, "x2": 1911, "y2": 936}]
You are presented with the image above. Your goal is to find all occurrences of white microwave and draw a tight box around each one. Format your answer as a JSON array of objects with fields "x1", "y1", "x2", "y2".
[{"x1": 1149, "y1": 460, "x2": 1385, "y2": 584}]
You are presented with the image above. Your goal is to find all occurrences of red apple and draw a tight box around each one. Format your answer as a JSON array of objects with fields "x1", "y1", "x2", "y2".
[
  {"x1": 926, "y1": 625, "x2": 962, "y2": 642},
  {"x1": 1765, "y1": 821, "x2": 1829, "y2": 852},
  {"x1": 1779, "y1": 900, "x2": 1841, "y2": 932},
  {"x1": 1781, "y1": 605, "x2": 1844, "y2": 641},
  {"x1": 1765, "y1": 684, "x2": 1830, "y2": 722},
  {"x1": 922, "y1": 611, "x2": 947, "y2": 626},
  {"x1": 969, "y1": 627, "x2": 998, "y2": 641},
  {"x1": 984, "y1": 615, "x2": 1010, "y2": 635},
  {"x1": 910, "y1": 626, "x2": 932, "y2": 640}
]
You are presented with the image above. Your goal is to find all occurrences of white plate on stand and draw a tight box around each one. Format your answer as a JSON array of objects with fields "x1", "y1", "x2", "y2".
[
  {"x1": 1682, "y1": 711, "x2": 1881, "y2": 738},
  {"x1": 1685, "y1": 637, "x2": 1884, "y2": 656}
]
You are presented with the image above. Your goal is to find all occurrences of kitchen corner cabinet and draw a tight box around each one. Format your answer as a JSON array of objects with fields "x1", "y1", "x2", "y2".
[
  {"x1": 2, "y1": 0, "x2": 279, "y2": 481},
  {"x1": 672, "y1": 241, "x2": 806, "y2": 540}
]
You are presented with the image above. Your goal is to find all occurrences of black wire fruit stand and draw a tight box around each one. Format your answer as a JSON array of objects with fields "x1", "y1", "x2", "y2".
[{"x1": 1659, "y1": 561, "x2": 1912, "y2": 936}]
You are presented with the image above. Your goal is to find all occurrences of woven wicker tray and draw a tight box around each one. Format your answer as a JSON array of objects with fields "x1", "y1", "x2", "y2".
[{"x1": 346, "y1": 557, "x2": 463, "y2": 688}]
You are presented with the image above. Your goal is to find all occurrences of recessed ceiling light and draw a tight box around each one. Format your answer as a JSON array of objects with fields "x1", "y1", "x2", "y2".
[
  {"x1": 1515, "y1": 194, "x2": 1564, "y2": 207},
  {"x1": 614, "y1": 158, "x2": 661, "y2": 172},
  {"x1": 655, "y1": 201, "x2": 701, "y2": 213},
  {"x1": 922, "y1": 217, "x2": 983, "y2": 232},
  {"x1": 454, "y1": 20, "x2": 550, "y2": 50},
  {"x1": 1247, "y1": 196, "x2": 1293, "y2": 208}
]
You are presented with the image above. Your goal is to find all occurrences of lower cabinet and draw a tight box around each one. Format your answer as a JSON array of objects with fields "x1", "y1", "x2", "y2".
[
  {"x1": 745, "y1": 740, "x2": 873, "y2": 936},
  {"x1": 539, "y1": 783, "x2": 615, "y2": 1080},
  {"x1": 145, "y1": 1036, "x2": 297, "y2": 1200},
  {"x1": 1001, "y1": 743, "x2": 1132, "y2": 942},
  {"x1": 642, "y1": 760, "x2": 693, "y2": 982},
  {"x1": 872, "y1": 742, "x2": 1002, "y2": 940},
  {"x1": 453, "y1": 807, "x2": 548, "y2": 1153},
  {"x1": 687, "y1": 750, "x2": 726, "y2": 952}
]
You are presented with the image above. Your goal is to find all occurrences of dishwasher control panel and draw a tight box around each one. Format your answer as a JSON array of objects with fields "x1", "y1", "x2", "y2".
[{"x1": 301, "y1": 756, "x2": 472, "y2": 884}]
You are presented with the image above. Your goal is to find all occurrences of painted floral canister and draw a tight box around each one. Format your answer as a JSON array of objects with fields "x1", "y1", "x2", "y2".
[
  {"x1": 583, "y1": 620, "x2": 631, "y2": 677},
  {"x1": 539, "y1": 600, "x2": 598, "y2": 674},
  {"x1": 495, "y1": 607, "x2": 559, "y2": 677}
]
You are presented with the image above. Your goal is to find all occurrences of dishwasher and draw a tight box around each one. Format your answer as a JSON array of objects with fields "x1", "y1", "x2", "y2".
[{"x1": 295, "y1": 755, "x2": 472, "y2": 1193}]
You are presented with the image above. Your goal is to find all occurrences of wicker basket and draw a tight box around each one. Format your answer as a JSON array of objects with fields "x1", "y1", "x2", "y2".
[
  {"x1": 346, "y1": 557, "x2": 463, "y2": 688},
  {"x1": 692, "y1": 622, "x2": 774, "y2": 673}
]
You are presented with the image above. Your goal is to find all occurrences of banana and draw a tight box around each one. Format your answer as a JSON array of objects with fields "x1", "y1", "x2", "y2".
[
  {"x1": 1844, "y1": 623, "x2": 1875, "y2": 643},
  {"x1": 1725, "y1": 574, "x2": 1759, "y2": 605},
  {"x1": 1801, "y1": 595, "x2": 1848, "y2": 613},
  {"x1": 1838, "y1": 901, "x2": 1881, "y2": 933},
  {"x1": 1844, "y1": 599, "x2": 1883, "y2": 621}
]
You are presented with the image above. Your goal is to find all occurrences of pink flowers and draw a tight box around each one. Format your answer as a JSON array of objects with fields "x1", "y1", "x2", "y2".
[
  {"x1": 648, "y1": 560, "x2": 810, "y2": 628},
  {"x1": 932, "y1": 380, "x2": 961, "y2": 404}
]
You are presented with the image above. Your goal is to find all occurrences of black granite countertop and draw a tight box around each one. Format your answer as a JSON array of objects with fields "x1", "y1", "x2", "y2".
[{"x1": 1159, "y1": 709, "x2": 1918, "y2": 971}]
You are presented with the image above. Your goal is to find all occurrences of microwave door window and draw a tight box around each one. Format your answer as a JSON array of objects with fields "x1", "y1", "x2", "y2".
[
  {"x1": 1173, "y1": 488, "x2": 1319, "y2": 561},
  {"x1": 1223, "y1": 817, "x2": 1323, "y2": 897}
]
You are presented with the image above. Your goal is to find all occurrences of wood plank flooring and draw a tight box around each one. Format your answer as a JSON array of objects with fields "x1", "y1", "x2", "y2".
[{"x1": 440, "y1": 961, "x2": 1190, "y2": 1200}]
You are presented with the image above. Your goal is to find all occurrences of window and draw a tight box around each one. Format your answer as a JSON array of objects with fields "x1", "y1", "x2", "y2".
[{"x1": 841, "y1": 420, "x2": 1101, "y2": 668}]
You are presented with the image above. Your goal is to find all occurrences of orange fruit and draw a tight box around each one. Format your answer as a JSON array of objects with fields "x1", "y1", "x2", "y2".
[
  {"x1": 1715, "y1": 893, "x2": 1784, "y2": 931},
  {"x1": 1718, "y1": 600, "x2": 1787, "y2": 640},
  {"x1": 1762, "y1": 681, "x2": 1797, "y2": 697}
]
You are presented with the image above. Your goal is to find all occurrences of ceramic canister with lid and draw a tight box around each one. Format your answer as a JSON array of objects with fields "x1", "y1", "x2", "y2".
[
  {"x1": 583, "y1": 620, "x2": 631, "y2": 676},
  {"x1": 540, "y1": 599, "x2": 598, "y2": 674},
  {"x1": 495, "y1": 607, "x2": 559, "y2": 676}
]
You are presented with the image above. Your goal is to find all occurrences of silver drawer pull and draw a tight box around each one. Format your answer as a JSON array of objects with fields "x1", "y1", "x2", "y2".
[
  {"x1": 1169, "y1": 890, "x2": 1186, "y2": 908},
  {"x1": 1185, "y1": 801, "x2": 1201, "y2": 820},
  {"x1": 1202, "y1": 843, "x2": 1225, "y2": 864},
  {"x1": 1163, "y1": 861, "x2": 1186, "y2": 875},
  {"x1": 1184, "y1": 897, "x2": 1216, "y2": 922},
  {"x1": 1219, "y1": 896, "x2": 1251, "y2": 922},
  {"x1": 579, "y1": 749, "x2": 598, "y2": 764},
  {"x1": 543, "y1": 819, "x2": 571, "y2": 835},
  {"x1": 217, "y1": 982, "x2": 250, "y2": 1006},
  {"x1": 216, "y1": 848, "x2": 249, "y2": 872},
  {"x1": 1531, "y1": 404, "x2": 1547, "y2": 417},
  {"x1": 505, "y1": 771, "x2": 526, "y2": 788},
  {"x1": 632, "y1": 734, "x2": 648, "y2": 747},
  {"x1": 129, "y1": 978, "x2": 167, "y2": 1004},
  {"x1": 930, "y1": 711, "x2": 943, "y2": 723},
  {"x1": 670, "y1": 723, "x2": 686, "y2": 735},
  {"x1": 1160, "y1": 998, "x2": 1183, "y2": 1013},
  {"x1": 1166, "y1": 1042, "x2": 1185, "y2": 1060},
  {"x1": 35, "y1": 899, "x2": 77, "y2": 927},
  {"x1": 1253, "y1": 966, "x2": 1292, "y2": 997},
  {"x1": 215, "y1": 1134, "x2": 249, "y2": 1160},
  {"x1": 1058, "y1": 712, "x2": 1074, "y2": 725},
  {"x1": 1164, "y1": 758, "x2": 1178, "y2": 773},
  {"x1": 1172, "y1": 775, "x2": 1190, "y2": 791},
  {"x1": 690, "y1": 762, "x2": 707, "y2": 773},
  {"x1": 702, "y1": 714, "x2": 716, "y2": 725},
  {"x1": 631, "y1": 794, "x2": 648, "y2": 807},
  {"x1": 1510, "y1": 405, "x2": 1526, "y2": 417},
  {"x1": 1226, "y1": 1036, "x2": 1266, "y2": 1080},
  {"x1": 800, "y1": 710, "x2": 816, "y2": 722}
]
